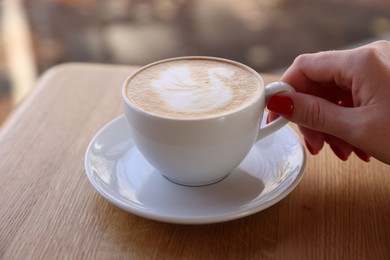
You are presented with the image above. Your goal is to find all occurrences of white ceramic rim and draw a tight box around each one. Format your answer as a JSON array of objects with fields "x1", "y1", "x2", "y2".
[{"x1": 121, "y1": 56, "x2": 265, "y2": 121}]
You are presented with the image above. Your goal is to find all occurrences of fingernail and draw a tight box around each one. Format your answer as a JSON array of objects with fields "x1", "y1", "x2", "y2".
[
  {"x1": 304, "y1": 139, "x2": 317, "y2": 155},
  {"x1": 337, "y1": 97, "x2": 354, "y2": 107},
  {"x1": 329, "y1": 144, "x2": 349, "y2": 161},
  {"x1": 353, "y1": 147, "x2": 371, "y2": 162},
  {"x1": 267, "y1": 95, "x2": 294, "y2": 118}
]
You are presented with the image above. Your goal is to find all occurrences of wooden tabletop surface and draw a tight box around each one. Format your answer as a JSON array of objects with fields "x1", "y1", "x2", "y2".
[{"x1": 1, "y1": 63, "x2": 389, "y2": 259}]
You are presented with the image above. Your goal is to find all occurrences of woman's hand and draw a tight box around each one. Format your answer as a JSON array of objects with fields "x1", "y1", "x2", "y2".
[{"x1": 267, "y1": 40, "x2": 390, "y2": 164}]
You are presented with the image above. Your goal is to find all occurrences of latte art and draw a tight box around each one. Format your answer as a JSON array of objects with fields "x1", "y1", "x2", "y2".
[
  {"x1": 125, "y1": 58, "x2": 261, "y2": 119},
  {"x1": 151, "y1": 66, "x2": 233, "y2": 113}
]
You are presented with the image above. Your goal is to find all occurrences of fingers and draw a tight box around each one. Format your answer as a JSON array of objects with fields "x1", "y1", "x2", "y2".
[
  {"x1": 324, "y1": 135, "x2": 353, "y2": 161},
  {"x1": 352, "y1": 147, "x2": 371, "y2": 162},
  {"x1": 300, "y1": 126, "x2": 370, "y2": 162},
  {"x1": 268, "y1": 111, "x2": 370, "y2": 162},
  {"x1": 267, "y1": 92, "x2": 355, "y2": 140},
  {"x1": 298, "y1": 126, "x2": 325, "y2": 155},
  {"x1": 270, "y1": 43, "x2": 386, "y2": 163},
  {"x1": 281, "y1": 51, "x2": 354, "y2": 93},
  {"x1": 299, "y1": 125, "x2": 352, "y2": 160}
]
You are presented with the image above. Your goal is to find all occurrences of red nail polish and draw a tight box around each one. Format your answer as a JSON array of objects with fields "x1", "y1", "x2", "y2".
[
  {"x1": 353, "y1": 147, "x2": 371, "y2": 162},
  {"x1": 304, "y1": 139, "x2": 316, "y2": 155},
  {"x1": 329, "y1": 144, "x2": 348, "y2": 161},
  {"x1": 267, "y1": 95, "x2": 294, "y2": 118},
  {"x1": 337, "y1": 97, "x2": 354, "y2": 107}
]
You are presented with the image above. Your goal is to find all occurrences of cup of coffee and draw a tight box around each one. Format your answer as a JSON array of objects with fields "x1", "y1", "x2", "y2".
[{"x1": 122, "y1": 56, "x2": 294, "y2": 186}]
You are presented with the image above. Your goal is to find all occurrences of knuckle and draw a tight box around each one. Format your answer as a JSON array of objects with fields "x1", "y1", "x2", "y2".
[
  {"x1": 293, "y1": 54, "x2": 311, "y2": 68},
  {"x1": 359, "y1": 46, "x2": 379, "y2": 61},
  {"x1": 369, "y1": 40, "x2": 390, "y2": 49},
  {"x1": 304, "y1": 99, "x2": 326, "y2": 131},
  {"x1": 354, "y1": 41, "x2": 387, "y2": 64}
]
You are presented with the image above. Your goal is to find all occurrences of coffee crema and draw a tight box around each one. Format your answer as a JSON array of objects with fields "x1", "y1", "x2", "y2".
[{"x1": 125, "y1": 58, "x2": 262, "y2": 119}]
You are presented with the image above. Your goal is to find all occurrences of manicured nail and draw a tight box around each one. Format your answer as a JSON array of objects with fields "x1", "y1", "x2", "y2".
[
  {"x1": 337, "y1": 97, "x2": 354, "y2": 107},
  {"x1": 329, "y1": 144, "x2": 349, "y2": 161},
  {"x1": 353, "y1": 147, "x2": 371, "y2": 162},
  {"x1": 304, "y1": 139, "x2": 317, "y2": 155},
  {"x1": 267, "y1": 95, "x2": 294, "y2": 118}
]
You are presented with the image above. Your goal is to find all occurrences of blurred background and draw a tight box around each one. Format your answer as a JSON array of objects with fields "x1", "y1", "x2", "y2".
[{"x1": 0, "y1": 0, "x2": 389, "y2": 125}]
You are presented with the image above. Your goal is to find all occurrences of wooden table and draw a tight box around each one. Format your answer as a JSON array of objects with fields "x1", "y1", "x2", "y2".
[{"x1": 1, "y1": 63, "x2": 389, "y2": 259}]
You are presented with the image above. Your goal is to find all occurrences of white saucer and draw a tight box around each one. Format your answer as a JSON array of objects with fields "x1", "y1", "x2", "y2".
[{"x1": 85, "y1": 115, "x2": 306, "y2": 224}]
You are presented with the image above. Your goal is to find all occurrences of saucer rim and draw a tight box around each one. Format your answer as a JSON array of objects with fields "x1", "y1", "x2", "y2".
[{"x1": 85, "y1": 115, "x2": 306, "y2": 224}]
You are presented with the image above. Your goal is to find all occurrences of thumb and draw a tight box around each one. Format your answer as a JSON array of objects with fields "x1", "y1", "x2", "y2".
[{"x1": 267, "y1": 92, "x2": 354, "y2": 140}]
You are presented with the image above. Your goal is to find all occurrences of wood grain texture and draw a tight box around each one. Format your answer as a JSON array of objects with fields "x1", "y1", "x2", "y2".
[{"x1": 0, "y1": 63, "x2": 389, "y2": 260}]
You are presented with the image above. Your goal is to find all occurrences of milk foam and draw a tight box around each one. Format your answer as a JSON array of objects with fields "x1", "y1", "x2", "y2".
[
  {"x1": 126, "y1": 58, "x2": 261, "y2": 119},
  {"x1": 151, "y1": 66, "x2": 233, "y2": 113}
]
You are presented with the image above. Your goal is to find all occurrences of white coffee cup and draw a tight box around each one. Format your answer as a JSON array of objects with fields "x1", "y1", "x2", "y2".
[{"x1": 122, "y1": 56, "x2": 294, "y2": 186}]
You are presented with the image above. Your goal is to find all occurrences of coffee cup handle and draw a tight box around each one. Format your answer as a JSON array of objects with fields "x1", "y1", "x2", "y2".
[{"x1": 256, "y1": 82, "x2": 295, "y2": 142}]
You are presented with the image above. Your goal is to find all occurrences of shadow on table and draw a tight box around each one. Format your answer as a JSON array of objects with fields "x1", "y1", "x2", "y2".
[{"x1": 92, "y1": 166, "x2": 390, "y2": 259}]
